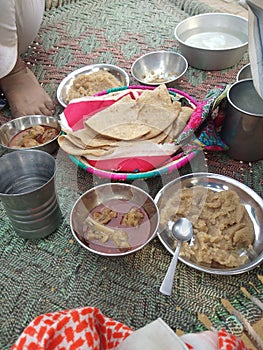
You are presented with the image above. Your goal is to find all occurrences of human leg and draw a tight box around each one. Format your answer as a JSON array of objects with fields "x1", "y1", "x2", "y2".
[{"x1": 0, "y1": 0, "x2": 54, "y2": 117}]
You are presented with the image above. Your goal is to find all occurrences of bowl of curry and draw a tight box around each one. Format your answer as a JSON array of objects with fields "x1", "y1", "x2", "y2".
[
  {"x1": 0, "y1": 115, "x2": 61, "y2": 154},
  {"x1": 70, "y1": 183, "x2": 160, "y2": 256}
]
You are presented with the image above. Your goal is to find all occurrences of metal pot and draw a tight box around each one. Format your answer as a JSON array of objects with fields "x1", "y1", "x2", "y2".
[{"x1": 221, "y1": 79, "x2": 263, "y2": 161}]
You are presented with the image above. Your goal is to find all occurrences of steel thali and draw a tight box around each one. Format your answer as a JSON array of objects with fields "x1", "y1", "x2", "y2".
[
  {"x1": 57, "y1": 63, "x2": 130, "y2": 107},
  {"x1": 155, "y1": 172, "x2": 263, "y2": 275}
]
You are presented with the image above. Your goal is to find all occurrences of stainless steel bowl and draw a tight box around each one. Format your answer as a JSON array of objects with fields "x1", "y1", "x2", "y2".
[
  {"x1": 70, "y1": 183, "x2": 160, "y2": 256},
  {"x1": 174, "y1": 13, "x2": 248, "y2": 70},
  {"x1": 155, "y1": 172, "x2": 263, "y2": 275},
  {"x1": 0, "y1": 115, "x2": 61, "y2": 154},
  {"x1": 131, "y1": 51, "x2": 188, "y2": 86},
  {"x1": 57, "y1": 64, "x2": 130, "y2": 107},
  {"x1": 237, "y1": 63, "x2": 251, "y2": 80}
]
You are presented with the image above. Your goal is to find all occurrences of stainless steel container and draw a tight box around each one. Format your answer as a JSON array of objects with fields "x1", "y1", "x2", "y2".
[
  {"x1": 0, "y1": 115, "x2": 61, "y2": 154},
  {"x1": 131, "y1": 50, "x2": 188, "y2": 86},
  {"x1": 174, "y1": 13, "x2": 248, "y2": 70},
  {"x1": 57, "y1": 64, "x2": 130, "y2": 107},
  {"x1": 221, "y1": 79, "x2": 263, "y2": 161},
  {"x1": 0, "y1": 150, "x2": 62, "y2": 239},
  {"x1": 237, "y1": 63, "x2": 251, "y2": 81}
]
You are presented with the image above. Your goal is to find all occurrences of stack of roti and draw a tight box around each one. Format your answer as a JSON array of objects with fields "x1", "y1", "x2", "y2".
[{"x1": 58, "y1": 84, "x2": 194, "y2": 169}]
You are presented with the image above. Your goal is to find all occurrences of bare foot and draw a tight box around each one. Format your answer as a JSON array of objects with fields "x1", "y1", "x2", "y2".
[{"x1": 0, "y1": 57, "x2": 55, "y2": 118}]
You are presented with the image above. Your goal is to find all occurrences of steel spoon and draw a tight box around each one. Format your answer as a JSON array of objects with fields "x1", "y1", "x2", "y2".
[{"x1": 160, "y1": 218, "x2": 193, "y2": 296}]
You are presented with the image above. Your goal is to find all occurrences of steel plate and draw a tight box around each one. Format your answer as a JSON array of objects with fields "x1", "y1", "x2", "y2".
[
  {"x1": 57, "y1": 64, "x2": 129, "y2": 107},
  {"x1": 70, "y1": 183, "x2": 159, "y2": 256},
  {"x1": 155, "y1": 172, "x2": 263, "y2": 275}
]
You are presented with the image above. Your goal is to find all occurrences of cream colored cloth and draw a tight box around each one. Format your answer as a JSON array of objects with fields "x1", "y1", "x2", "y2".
[
  {"x1": 116, "y1": 318, "x2": 188, "y2": 350},
  {"x1": 115, "y1": 318, "x2": 230, "y2": 350},
  {"x1": 0, "y1": 0, "x2": 45, "y2": 79}
]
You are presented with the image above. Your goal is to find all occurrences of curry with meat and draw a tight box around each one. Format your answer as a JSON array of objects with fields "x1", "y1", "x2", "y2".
[
  {"x1": 9, "y1": 125, "x2": 59, "y2": 148},
  {"x1": 81, "y1": 199, "x2": 151, "y2": 253}
]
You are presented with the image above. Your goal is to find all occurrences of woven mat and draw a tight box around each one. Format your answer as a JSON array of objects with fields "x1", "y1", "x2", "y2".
[{"x1": 0, "y1": 1, "x2": 263, "y2": 349}]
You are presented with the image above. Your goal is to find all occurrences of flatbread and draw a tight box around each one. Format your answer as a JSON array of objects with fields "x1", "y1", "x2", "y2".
[
  {"x1": 139, "y1": 124, "x2": 173, "y2": 143},
  {"x1": 60, "y1": 85, "x2": 194, "y2": 164},
  {"x1": 136, "y1": 84, "x2": 173, "y2": 110},
  {"x1": 58, "y1": 135, "x2": 114, "y2": 156},
  {"x1": 85, "y1": 100, "x2": 139, "y2": 133},
  {"x1": 68, "y1": 92, "x2": 181, "y2": 145},
  {"x1": 67, "y1": 126, "x2": 118, "y2": 148},
  {"x1": 61, "y1": 132, "x2": 87, "y2": 149},
  {"x1": 137, "y1": 104, "x2": 180, "y2": 131},
  {"x1": 97, "y1": 123, "x2": 151, "y2": 140},
  {"x1": 85, "y1": 86, "x2": 181, "y2": 140},
  {"x1": 172, "y1": 106, "x2": 193, "y2": 138}
]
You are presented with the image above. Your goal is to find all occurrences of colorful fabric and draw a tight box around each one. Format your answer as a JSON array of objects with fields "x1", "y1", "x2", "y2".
[
  {"x1": 11, "y1": 307, "x2": 132, "y2": 350},
  {"x1": 175, "y1": 83, "x2": 230, "y2": 151},
  {"x1": 218, "y1": 329, "x2": 251, "y2": 350},
  {"x1": 11, "y1": 307, "x2": 252, "y2": 350}
]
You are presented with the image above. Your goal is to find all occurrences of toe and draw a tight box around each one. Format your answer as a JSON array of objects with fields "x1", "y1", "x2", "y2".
[
  {"x1": 39, "y1": 104, "x2": 54, "y2": 116},
  {"x1": 45, "y1": 100, "x2": 55, "y2": 111}
]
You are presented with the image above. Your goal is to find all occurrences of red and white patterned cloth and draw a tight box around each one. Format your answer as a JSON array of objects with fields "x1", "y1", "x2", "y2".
[{"x1": 11, "y1": 307, "x2": 252, "y2": 350}]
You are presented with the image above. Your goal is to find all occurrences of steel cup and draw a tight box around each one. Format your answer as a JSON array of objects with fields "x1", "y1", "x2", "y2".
[
  {"x1": 221, "y1": 79, "x2": 263, "y2": 161},
  {"x1": 0, "y1": 150, "x2": 62, "y2": 239}
]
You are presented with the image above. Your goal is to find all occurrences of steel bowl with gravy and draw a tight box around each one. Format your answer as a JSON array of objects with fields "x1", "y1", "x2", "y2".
[
  {"x1": 0, "y1": 115, "x2": 61, "y2": 154},
  {"x1": 70, "y1": 183, "x2": 160, "y2": 256}
]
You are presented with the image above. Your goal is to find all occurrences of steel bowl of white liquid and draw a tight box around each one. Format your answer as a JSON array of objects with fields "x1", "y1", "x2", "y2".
[{"x1": 174, "y1": 13, "x2": 248, "y2": 70}]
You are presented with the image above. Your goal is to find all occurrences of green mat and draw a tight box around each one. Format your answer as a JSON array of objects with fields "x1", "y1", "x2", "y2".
[{"x1": 0, "y1": 1, "x2": 263, "y2": 349}]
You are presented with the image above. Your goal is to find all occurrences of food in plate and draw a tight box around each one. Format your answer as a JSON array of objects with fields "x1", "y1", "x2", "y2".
[
  {"x1": 121, "y1": 207, "x2": 144, "y2": 227},
  {"x1": 8, "y1": 125, "x2": 59, "y2": 148},
  {"x1": 142, "y1": 70, "x2": 180, "y2": 84},
  {"x1": 81, "y1": 199, "x2": 150, "y2": 253},
  {"x1": 159, "y1": 186, "x2": 254, "y2": 268},
  {"x1": 66, "y1": 70, "x2": 123, "y2": 102},
  {"x1": 93, "y1": 207, "x2": 117, "y2": 225},
  {"x1": 84, "y1": 214, "x2": 130, "y2": 249},
  {"x1": 58, "y1": 84, "x2": 194, "y2": 164}
]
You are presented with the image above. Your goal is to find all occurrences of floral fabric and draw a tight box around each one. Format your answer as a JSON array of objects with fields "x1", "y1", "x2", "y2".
[{"x1": 175, "y1": 83, "x2": 230, "y2": 151}]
